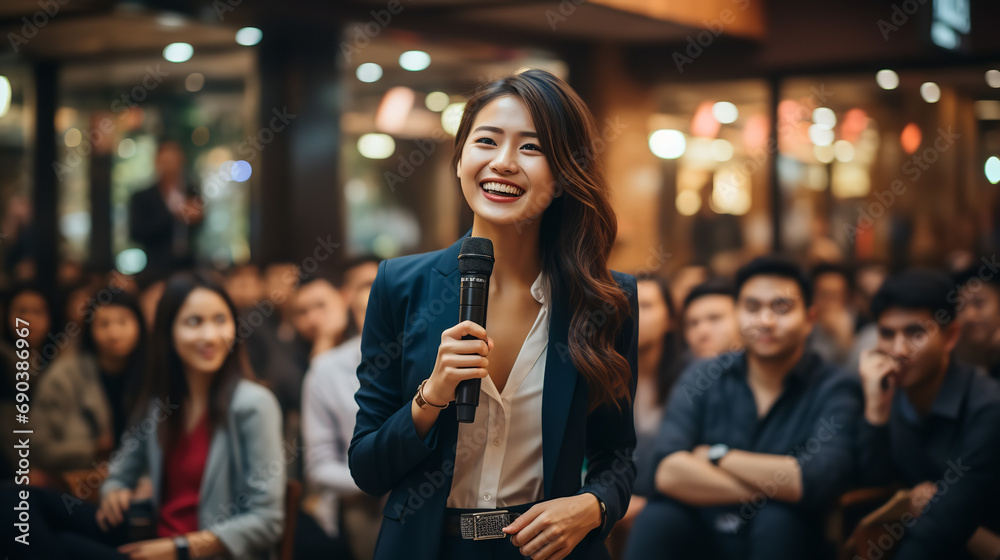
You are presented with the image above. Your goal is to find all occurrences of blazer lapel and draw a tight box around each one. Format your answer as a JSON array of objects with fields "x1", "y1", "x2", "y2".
[
  {"x1": 426, "y1": 231, "x2": 469, "y2": 386},
  {"x1": 424, "y1": 232, "x2": 470, "y2": 474},
  {"x1": 541, "y1": 294, "x2": 577, "y2": 498}
]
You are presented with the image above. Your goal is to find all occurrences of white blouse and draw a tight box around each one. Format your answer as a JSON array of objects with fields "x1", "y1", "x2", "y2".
[{"x1": 446, "y1": 271, "x2": 549, "y2": 509}]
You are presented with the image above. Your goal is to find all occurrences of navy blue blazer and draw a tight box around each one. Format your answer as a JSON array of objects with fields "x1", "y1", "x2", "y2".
[{"x1": 349, "y1": 232, "x2": 639, "y2": 560}]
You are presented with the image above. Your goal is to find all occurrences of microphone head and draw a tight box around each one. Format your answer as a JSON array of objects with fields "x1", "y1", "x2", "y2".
[{"x1": 458, "y1": 237, "x2": 495, "y2": 275}]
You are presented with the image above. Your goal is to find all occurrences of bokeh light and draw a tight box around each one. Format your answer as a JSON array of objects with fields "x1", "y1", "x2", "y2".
[
  {"x1": 649, "y1": 129, "x2": 686, "y2": 159},
  {"x1": 876, "y1": 69, "x2": 899, "y2": 90},
  {"x1": 236, "y1": 27, "x2": 263, "y2": 46},
  {"x1": 163, "y1": 42, "x2": 193, "y2": 63},
  {"x1": 357, "y1": 133, "x2": 395, "y2": 159},
  {"x1": 399, "y1": 50, "x2": 431, "y2": 71},
  {"x1": 356, "y1": 63, "x2": 383, "y2": 83}
]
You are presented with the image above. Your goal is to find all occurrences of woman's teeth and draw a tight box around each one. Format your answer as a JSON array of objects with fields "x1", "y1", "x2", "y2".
[{"x1": 481, "y1": 181, "x2": 524, "y2": 197}]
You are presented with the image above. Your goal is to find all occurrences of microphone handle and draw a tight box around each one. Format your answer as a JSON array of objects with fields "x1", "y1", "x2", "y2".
[{"x1": 456, "y1": 282, "x2": 488, "y2": 423}]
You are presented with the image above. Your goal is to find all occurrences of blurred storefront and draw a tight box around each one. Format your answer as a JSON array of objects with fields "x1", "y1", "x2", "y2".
[{"x1": 1, "y1": 0, "x2": 999, "y2": 292}]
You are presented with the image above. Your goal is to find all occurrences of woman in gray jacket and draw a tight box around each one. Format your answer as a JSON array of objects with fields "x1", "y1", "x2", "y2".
[{"x1": 3, "y1": 271, "x2": 285, "y2": 560}]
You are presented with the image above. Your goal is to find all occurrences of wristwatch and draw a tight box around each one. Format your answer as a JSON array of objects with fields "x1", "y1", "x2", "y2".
[
  {"x1": 708, "y1": 443, "x2": 730, "y2": 466},
  {"x1": 414, "y1": 379, "x2": 449, "y2": 410},
  {"x1": 173, "y1": 536, "x2": 190, "y2": 560}
]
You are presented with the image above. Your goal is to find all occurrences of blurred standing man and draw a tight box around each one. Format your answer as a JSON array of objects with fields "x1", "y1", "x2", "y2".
[
  {"x1": 129, "y1": 141, "x2": 203, "y2": 280},
  {"x1": 858, "y1": 270, "x2": 1000, "y2": 560},
  {"x1": 682, "y1": 279, "x2": 741, "y2": 359},
  {"x1": 625, "y1": 256, "x2": 860, "y2": 560}
]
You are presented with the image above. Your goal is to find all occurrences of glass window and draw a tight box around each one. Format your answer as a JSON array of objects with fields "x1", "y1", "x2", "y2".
[
  {"x1": 779, "y1": 66, "x2": 1000, "y2": 268},
  {"x1": 0, "y1": 64, "x2": 34, "y2": 285},
  {"x1": 55, "y1": 49, "x2": 255, "y2": 275},
  {"x1": 649, "y1": 79, "x2": 772, "y2": 274}
]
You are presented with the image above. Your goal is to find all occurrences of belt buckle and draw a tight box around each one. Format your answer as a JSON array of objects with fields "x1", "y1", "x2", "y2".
[{"x1": 462, "y1": 509, "x2": 512, "y2": 541}]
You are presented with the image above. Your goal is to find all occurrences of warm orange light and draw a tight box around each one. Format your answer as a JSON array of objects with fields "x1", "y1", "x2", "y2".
[
  {"x1": 742, "y1": 113, "x2": 769, "y2": 151},
  {"x1": 691, "y1": 101, "x2": 720, "y2": 138},
  {"x1": 900, "y1": 123, "x2": 921, "y2": 154},
  {"x1": 778, "y1": 100, "x2": 803, "y2": 131},
  {"x1": 840, "y1": 108, "x2": 868, "y2": 143},
  {"x1": 375, "y1": 86, "x2": 415, "y2": 134}
]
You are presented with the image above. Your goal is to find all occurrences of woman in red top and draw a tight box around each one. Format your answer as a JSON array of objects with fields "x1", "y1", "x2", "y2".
[
  {"x1": 99, "y1": 270, "x2": 286, "y2": 559},
  {"x1": 2, "y1": 271, "x2": 285, "y2": 560}
]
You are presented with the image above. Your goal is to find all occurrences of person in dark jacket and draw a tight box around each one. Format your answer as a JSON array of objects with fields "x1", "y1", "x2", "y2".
[{"x1": 128, "y1": 140, "x2": 203, "y2": 280}]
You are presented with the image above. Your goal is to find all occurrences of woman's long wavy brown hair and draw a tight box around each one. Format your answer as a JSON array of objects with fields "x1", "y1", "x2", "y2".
[{"x1": 451, "y1": 69, "x2": 632, "y2": 411}]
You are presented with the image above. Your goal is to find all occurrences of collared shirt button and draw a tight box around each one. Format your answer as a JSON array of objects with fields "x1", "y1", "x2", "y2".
[
  {"x1": 493, "y1": 437, "x2": 501, "y2": 446},
  {"x1": 483, "y1": 493, "x2": 492, "y2": 501}
]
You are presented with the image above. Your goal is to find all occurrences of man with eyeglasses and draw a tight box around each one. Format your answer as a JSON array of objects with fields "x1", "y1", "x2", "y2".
[{"x1": 625, "y1": 256, "x2": 861, "y2": 560}]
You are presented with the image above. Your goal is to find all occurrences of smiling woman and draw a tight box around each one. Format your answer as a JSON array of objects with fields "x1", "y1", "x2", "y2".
[
  {"x1": 457, "y1": 96, "x2": 556, "y2": 218},
  {"x1": 2, "y1": 271, "x2": 286, "y2": 560},
  {"x1": 349, "y1": 69, "x2": 639, "y2": 560}
]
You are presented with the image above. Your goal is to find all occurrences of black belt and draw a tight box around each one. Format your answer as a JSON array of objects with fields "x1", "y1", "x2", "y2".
[{"x1": 443, "y1": 509, "x2": 522, "y2": 540}]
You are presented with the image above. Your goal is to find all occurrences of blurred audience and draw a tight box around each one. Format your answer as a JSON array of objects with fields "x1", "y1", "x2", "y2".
[
  {"x1": 609, "y1": 274, "x2": 687, "y2": 557},
  {"x1": 233, "y1": 262, "x2": 312, "y2": 483},
  {"x1": 1, "y1": 194, "x2": 35, "y2": 282},
  {"x1": 137, "y1": 279, "x2": 165, "y2": 330},
  {"x1": 668, "y1": 265, "x2": 709, "y2": 313},
  {"x1": 852, "y1": 260, "x2": 890, "y2": 328},
  {"x1": 292, "y1": 276, "x2": 349, "y2": 361},
  {"x1": 633, "y1": 276, "x2": 686, "y2": 434},
  {"x1": 224, "y1": 263, "x2": 266, "y2": 311},
  {"x1": 1, "y1": 285, "x2": 55, "y2": 477},
  {"x1": 845, "y1": 262, "x2": 889, "y2": 374},
  {"x1": 260, "y1": 262, "x2": 308, "y2": 371},
  {"x1": 808, "y1": 264, "x2": 856, "y2": 367},
  {"x1": 299, "y1": 257, "x2": 382, "y2": 560},
  {"x1": 682, "y1": 278, "x2": 741, "y2": 360},
  {"x1": 625, "y1": 256, "x2": 860, "y2": 560},
  {"x1": 226, "y1": 263, "x2": 301, "y2": 418},
  {"x1": 954, "y1": 266, "x2": 1000, "y2": 379},
  {"x1": 11, "y1": 221, "x2": 1000, "y2": 560},
  {"x1": 858, "y1": 270, "x2": 1000, "y2": 560},
  {"x1": 2, "y1": 270, "x2": 286, "y2": 560},
  {"x1": 2, "y1": 284, "x2": 53, "y2": 364},
  {"x1": 338, "y1": 256, "x2": 380, "y2": 338},
  {"x1": 34, "y1": 291, "x2": 146, "y2": 478},
  {"x1": 62, "y1": 278, "x2": 100, "y2": 335}
]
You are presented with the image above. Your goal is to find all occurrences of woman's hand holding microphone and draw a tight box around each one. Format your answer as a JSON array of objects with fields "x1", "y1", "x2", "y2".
[{"x1": 411, "y1": 321, "x2": 493, "y2": 437}]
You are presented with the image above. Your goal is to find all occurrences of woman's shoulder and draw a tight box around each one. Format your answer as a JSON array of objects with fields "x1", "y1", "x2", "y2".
[
  {"x1": 609, "y1": 270, "x2": 638, "y2": 297},
  {"x1": 379, "y1": 246, "x2": 454, "y2": 285},
  {"x1": 230, "y1": 378, "x2": 281, "y2": 415}
]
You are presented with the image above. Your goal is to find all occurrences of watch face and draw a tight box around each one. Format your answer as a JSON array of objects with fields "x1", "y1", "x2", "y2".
[{"x1": 708, "y1": 444, "x2": 729, "y2": 461}]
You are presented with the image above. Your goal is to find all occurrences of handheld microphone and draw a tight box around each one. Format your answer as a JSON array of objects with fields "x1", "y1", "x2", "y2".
[{"x1": 456, "y1": 237, "x2": 494, "y2": 423}]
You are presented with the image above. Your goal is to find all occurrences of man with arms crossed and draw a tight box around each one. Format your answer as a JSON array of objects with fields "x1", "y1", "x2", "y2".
[{"x1": 625, "y1": 256, "x2": 860, "y2": 559}]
